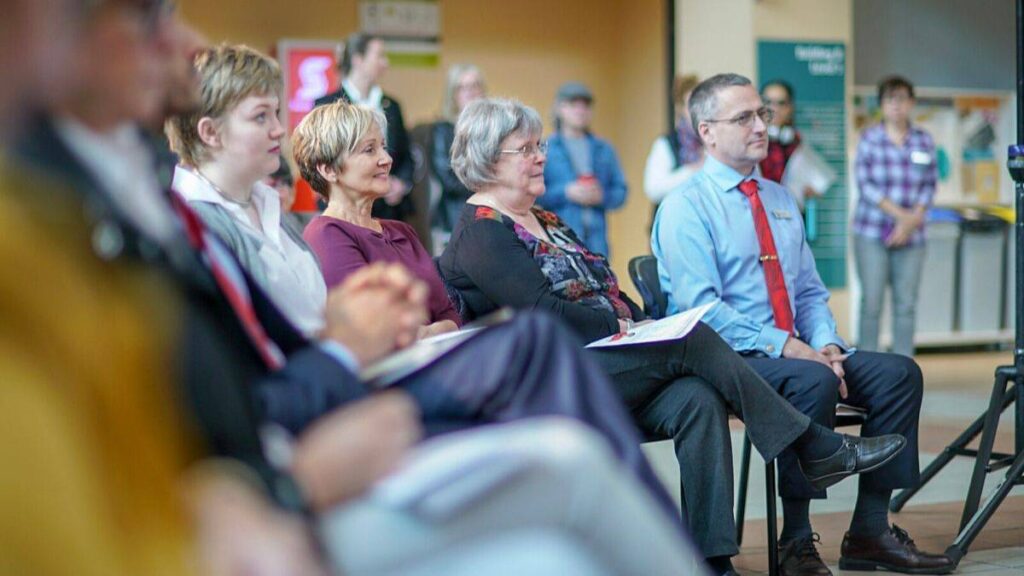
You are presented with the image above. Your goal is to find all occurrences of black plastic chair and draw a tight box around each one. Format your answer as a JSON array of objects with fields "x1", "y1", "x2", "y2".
[{"x1": 628, "y1": 255, "x2": 667, "y2": 319}]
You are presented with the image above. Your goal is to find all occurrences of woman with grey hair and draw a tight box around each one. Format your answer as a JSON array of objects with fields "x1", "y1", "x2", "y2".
[
  {"x1": 438, "y1": 97, "x2": 906, "y2": 576},
  {"x1": 432, "y1": 63, "x2": 486, "y2": 232}
]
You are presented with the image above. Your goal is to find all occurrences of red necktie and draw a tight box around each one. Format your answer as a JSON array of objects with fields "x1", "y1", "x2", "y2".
[
  {"x1": 738, "y1": 179, "x2": 794, "y2": 333},
  {"x1": 170, "y1": 193, "x2": 286, "y2": 370}
]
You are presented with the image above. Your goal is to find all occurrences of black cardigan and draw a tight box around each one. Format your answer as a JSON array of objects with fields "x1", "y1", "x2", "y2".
[{"x1": 439, "y1": 204, "x2": 645, "y2": 343}]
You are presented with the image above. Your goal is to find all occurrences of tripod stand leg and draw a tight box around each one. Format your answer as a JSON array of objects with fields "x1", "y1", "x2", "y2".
[
  {"x1": 890, "y1": 413, "x2": 986, "y2": 512},
  {"x1": 958, "y1": 368, "x2": 1015, "y2": 531},
  {"x1": 890, "y1": 381, "x2": 1018, "y2": 513},
  {"x1": 946, "y1": 450, "x2": 1024, "y2": 565}
]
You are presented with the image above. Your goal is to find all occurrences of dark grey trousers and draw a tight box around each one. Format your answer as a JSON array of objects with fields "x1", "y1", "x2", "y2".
[{"x1": 588, "y1": 322, "x2": 812, "y2": 557}]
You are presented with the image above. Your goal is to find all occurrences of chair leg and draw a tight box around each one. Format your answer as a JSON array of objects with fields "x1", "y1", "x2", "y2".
[
  {"x1": 765, "y1": 459, "x2": 779, "y2": 576},
  {"x1": 735, "y1": 433, "x2": 752, "y2": 546}
]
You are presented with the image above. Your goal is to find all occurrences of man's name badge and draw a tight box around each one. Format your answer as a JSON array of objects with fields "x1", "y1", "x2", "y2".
[
  {"x1": 772, "y1": 209, "x2": 793, "y2": 219},
  {"x1": 910, "y1": 150, "x2": 932, "y2": 165}
]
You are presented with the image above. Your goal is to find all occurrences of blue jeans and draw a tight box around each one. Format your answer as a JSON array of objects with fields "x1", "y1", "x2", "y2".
[{"x1": 854, "y1": 235, "x2": 926, "y2": 357}]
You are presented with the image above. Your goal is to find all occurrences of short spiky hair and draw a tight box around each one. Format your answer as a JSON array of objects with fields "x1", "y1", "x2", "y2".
[
  {"x1": 687, "y1": 73, "x2": 752, "y2": 140},
  {"x1": 291, "y1": 101, "x2": 388, "y2": 199},
  {"x1": 165, "y1": 43, "x2": 283, "y2": 167}
]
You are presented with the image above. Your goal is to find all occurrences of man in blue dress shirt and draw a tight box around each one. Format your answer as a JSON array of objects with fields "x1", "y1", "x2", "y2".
[{"x1": 652, "y1": 74, "x2": 953, "y2": 576}]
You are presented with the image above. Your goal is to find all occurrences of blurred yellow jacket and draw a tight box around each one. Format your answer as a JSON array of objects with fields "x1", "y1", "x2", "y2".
[{"x1": 0, "y1": 162, "x2": 199, "y2": 576}]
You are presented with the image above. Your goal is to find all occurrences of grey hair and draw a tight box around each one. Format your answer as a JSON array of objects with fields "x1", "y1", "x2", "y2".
[
  {"x1": 688, "y1": 73, "x2": 752, "y2": 139},
  {"x1": 451, "y1": 98, "x2": 543, "y2": 192},
  {"x1": 442, "y1": 63, "x2": 485, "y2": 121}
]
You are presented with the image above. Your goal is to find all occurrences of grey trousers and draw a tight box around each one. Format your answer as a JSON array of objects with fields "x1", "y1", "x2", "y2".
[
  {"x1": 320, "y1": 418, "x2": 708, "y2": 576},
  {"x1": 587, "y1": 322, "x2": 812, "y2": 558},
  {"x1": 853, "y1": 234, "x2": 927, "y2": 357}
]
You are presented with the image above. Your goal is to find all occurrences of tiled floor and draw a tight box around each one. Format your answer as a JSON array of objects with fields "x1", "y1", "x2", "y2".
[{"x1": 643, "y1": 351, "x2": 1024, "y2": 575}]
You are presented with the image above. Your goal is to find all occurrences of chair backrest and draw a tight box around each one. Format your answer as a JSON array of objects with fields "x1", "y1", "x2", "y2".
[
  {"x1": 434, "y1": 256, "x2": 473, "y2": 324},
  {"x1": 628, "y1": 255, "x2": 668, "y2": 320}
]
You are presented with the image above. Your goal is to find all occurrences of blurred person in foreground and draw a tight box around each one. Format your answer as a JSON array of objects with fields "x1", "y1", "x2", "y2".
[
  {"x1": 15, "y1": 14, "x2": 710, "y2": 576},
  {"x1": 1, "y1": 2, "x2": 326, "y2": 575}
]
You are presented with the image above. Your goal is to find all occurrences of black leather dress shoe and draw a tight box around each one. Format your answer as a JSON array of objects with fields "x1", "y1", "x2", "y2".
[
  {"x1": 839, "y1": 525, "x2": 955, "y2": 574},
  {"x1": 799, "y1": 433, "x2": 906, "y2": 490},
  {"x1": 779, "y1": 534, "x2": 832, "y2": 576}
]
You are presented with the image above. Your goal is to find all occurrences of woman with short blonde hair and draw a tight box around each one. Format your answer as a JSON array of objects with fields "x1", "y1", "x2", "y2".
[
  {"x1": 295, "y1": 100, "x2": 461, "y2": 339},
  {"x1": 167, "y1": 43, "x2": 327, "y2": 336},
  {"x1": 291, "y1": 102, "x2": 387, "y2": 199}
]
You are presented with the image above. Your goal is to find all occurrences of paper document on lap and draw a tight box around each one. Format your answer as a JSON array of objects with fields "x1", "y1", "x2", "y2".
[
  {"x1": 360, "y1": 308, "x2": 514, "y2": 387},
  {"x1": 585, "y1": 301, "x2": 714, "y2": 348}
]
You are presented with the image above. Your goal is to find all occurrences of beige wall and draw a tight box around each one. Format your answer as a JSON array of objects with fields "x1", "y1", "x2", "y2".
[
  {"x1": 678, "y1": 0, "x2": 755, "y2": 79},
  {"x1": 179, "y1": 0, "x2": 665, "y2": 297}
]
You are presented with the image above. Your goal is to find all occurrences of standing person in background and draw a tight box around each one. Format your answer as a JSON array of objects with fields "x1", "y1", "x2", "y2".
[
  {"x1": 644, "y1": 74, "x2": 704, "y2": 224},
  {"x1": 316, "y1": 33, "x2": 414, "y2": 224},
  {"x1": 853, "y1": 76, "x2": 936, "y2": 357},
  {"x1": 432, "y1": 63, "x2": 486, "y2": 233},
  {"x1": 540, "y1": 82, "x2": 627, "y2": 258},
  {"x1": 760, "y1": 80, "x2": 835, "y2": 213}
]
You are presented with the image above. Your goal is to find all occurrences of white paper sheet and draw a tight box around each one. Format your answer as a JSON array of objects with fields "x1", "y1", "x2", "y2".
[
  {"x1": 782, "y1": 144, "x2": 836, "y2": 208},
  {"x1": 585, "y1": 301, "x2": 715, "y2": 348}
]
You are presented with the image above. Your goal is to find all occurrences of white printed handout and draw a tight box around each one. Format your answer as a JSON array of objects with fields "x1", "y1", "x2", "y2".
[
  {"x1": 585, "y1": 301, "x2": 715, "y2": 348},
  {"x1": 782, "y1": 143, "x2": 836, "y2": 208}
]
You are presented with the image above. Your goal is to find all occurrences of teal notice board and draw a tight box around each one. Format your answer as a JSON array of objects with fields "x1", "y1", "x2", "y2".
[{"x1": 758, "y1": 40, "x2": 847, "y2": 288}]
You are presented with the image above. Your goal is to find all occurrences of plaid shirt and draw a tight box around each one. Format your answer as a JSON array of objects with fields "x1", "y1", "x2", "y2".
[{"x1": 853, "y1": 123, "x2": 937, "y2": 246}]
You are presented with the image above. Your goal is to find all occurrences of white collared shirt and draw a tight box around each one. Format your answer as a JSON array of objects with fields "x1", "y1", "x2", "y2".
[
  {"x1": 342, "y1": 78, "x2": 384, "y2": 110},
  {"x1": 172, "y1": 166, "x2": 327, "y2": 336},
  {"x1": 53, "y1": 118, "x2": 177, "y2": 245}
]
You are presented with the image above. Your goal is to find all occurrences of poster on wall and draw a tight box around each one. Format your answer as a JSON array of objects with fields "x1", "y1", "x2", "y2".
[
  {"x1": 277, "y1": 40, "x2": 341, "y2": 211},
  {"x1": 278, "y1": 40, "x2": 339, "y2": 132},
  {"x1": 758, "y1": 40, "x2": 847, "y2": 288},
  {"x1": 360, "y1": 0, "x2": 440, "y2": 68}
]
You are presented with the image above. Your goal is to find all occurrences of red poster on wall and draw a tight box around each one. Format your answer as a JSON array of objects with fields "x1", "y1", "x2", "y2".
[
  {"x1": 277, "y1": 40, "x2": 339, "y2": 211},
  {"x1": 279, "y1": 40, "x2": 339, "y2": 131}
]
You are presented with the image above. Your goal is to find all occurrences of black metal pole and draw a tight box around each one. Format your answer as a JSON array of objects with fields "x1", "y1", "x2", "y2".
[
  {"x1": 666, "y1": 0, "x2": 676, "y2": 134},
  {"x1": 1016, "y1": 0, "x2": 1023, "y2": 373},
  {"x1": 1015, "y1": 0, "x2": 1024, "y2": 457},
  {"x1": 943, "y1": 0, "x2": 1024, "y2": 563}
]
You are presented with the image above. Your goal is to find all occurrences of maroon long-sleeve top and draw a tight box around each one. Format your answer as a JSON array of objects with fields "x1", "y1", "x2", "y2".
[{"x1": 304, "y1": 215, "x2": 462, "y2": 326}]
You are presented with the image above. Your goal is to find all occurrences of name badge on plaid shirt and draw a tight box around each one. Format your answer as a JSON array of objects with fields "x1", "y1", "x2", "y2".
[{"x1": 910, "y1": 150, "x2": 932, "y2": 165}]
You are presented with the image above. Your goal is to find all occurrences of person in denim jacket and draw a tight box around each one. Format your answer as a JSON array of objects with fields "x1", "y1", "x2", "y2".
[{"x1": 539, "y1": 82, "x2": 627, "y2": 258}]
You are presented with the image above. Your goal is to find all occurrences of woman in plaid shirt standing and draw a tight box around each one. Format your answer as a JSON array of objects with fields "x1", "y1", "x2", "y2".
[{"x1": 853, "y1": 76, "x2": 938, "y2": 357}]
